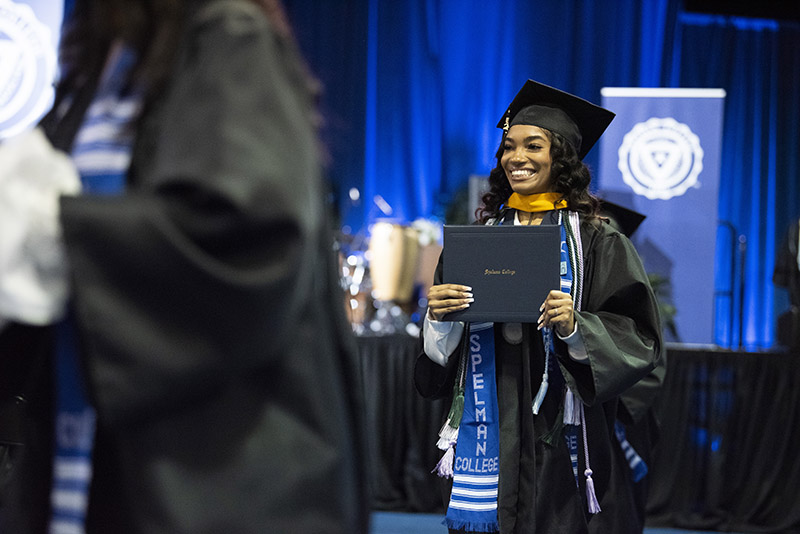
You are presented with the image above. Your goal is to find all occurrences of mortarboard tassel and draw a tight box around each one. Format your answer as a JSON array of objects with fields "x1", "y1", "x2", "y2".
[
  {"x1": 533, "y1": 328, "x2": 552, "y2": 415},
  {"x1": 434, "y1": 336, "x2": 468, "y2": 476},
  {"x1": 436, "y1": 416, "x2": 459, "y2": 450},
  {"x1": 433, "y1": 443, "x2": 456, "y2": 478},
  {"x1": 581, "y1": 403, "x2": 601, "y2": 514},
  {"x1": 563, "y1": 389, "x2": 581, "y2": 425},
  {"x1": 584, "y1": 468, "x2": 602, "y2": 514},
  {"x1": 532, "y1": 375, "x2": 548, "y2": 415},
  {"x1": 436, "y1": 387, "x2": 464, "y2": 449}
]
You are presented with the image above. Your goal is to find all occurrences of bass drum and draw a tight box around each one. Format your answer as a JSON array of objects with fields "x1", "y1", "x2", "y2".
[{"x1": 367, "y1": 221, "x2": 419, "y2": 303}]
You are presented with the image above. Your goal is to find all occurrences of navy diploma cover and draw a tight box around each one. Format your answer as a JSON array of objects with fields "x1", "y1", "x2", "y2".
[{"x1": 442, "y1": 225, "x2": 561, "y2": 323}]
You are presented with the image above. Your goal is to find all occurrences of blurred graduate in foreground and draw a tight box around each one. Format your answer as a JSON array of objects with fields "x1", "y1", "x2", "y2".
[{"x1": 0, "y1": 1, "x2": 368, "y2": 532}]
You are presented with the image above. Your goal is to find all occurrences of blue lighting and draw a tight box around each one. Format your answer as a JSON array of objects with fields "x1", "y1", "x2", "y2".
[{"x1": 692, "y1": 427, "x2": 708, "y2": 447}]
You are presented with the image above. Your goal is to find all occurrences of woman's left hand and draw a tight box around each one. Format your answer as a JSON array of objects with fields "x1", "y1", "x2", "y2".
[{"x1": 538, "y1": 290, "x2": 575, "y2": 337}]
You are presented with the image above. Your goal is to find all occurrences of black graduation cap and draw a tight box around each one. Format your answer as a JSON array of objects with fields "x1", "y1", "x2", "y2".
[
  {"x1": 496, "y1": 80, "x2": 615, "y2": 160},
  {"x1": 598, "y1": 199, "x2": 646, "y2": 237}
]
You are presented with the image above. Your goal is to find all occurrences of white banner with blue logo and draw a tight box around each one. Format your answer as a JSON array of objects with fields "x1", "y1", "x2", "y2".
[
  {"x1": 598, "y1": 88, "x2": 725, "y2": 345},
  {"x1": 0, "y1": 0, "x2": 61, "y2": 139}
]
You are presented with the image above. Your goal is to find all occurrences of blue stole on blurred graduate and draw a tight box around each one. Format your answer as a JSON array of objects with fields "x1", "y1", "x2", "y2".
[
  {"x1": 444, "y1": 322, "x2": 500, "y2": 532},
  {"x1": 49, "y1": 44, "x2": 141, "y2": 534}
]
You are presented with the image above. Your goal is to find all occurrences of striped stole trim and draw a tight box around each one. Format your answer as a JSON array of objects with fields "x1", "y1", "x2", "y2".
[{"x1": 449, "y1": 474, "x2": 500, "y2": 511}]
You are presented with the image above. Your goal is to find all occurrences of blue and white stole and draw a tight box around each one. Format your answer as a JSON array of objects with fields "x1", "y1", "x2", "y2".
[
  {"x1": 443, "y1": 322, "x2": 501, "y2": 532},
  {"x1": 532, "y1": 212, "x2": 593, "y2": 503},
  {"x1": 555, "y1": 211, "x2": 601, "y2": 514},
  {"x1": 614, "y1": 421, "x2": 648, "y2": 483},
  {"x1": 49, "y1": 43, "x2": 142, "y2": 534},
  {"x1": 532, "y1": 210, "x2": 577, "y2": 415}
]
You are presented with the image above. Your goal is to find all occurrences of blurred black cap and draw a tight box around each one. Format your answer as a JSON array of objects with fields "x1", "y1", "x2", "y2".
[
  {"x1": 497, "y1": 80, "x2": 615, "y2": 160},
  {"x1": 598, "y1": 199, "x2": 646, "y2": 237}
]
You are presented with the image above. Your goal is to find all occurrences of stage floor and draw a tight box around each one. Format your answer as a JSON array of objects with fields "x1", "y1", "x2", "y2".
[{"x1": 369, "y1": 512, "x2": 746, "y2": 534}]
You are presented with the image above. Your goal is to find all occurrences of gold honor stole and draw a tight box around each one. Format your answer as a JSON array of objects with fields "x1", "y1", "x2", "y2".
[{"x1": 507, "y1": 192, "x2": 567, "y2": 213}]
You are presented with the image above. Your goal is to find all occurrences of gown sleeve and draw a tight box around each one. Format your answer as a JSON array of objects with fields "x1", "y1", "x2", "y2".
[
  {"x1": 557, "y1": 220, "x2": 663, "y2": 406},
  {"x1": 773, "y1": 220, "x2": 800, "y2": 306},
  {"x1": 59, "y1": 6, "x2": 323, "y2": 423},
  {"x1": 414, "y1": 251, "x2": 464, "y2": 399}
]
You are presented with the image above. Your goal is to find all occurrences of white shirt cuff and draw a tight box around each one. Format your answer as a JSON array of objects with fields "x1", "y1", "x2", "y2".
[
  {"x1": 423, "y1": 311, "x2": 465, "y2": 367},
  {"x1": 557, "y1": 322, "x2": 589, "y2": 363}
]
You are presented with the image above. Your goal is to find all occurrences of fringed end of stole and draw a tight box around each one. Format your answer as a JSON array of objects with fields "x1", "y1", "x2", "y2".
[{"x1": 444, "y1": 517, "x2": 500, "y2": 533}]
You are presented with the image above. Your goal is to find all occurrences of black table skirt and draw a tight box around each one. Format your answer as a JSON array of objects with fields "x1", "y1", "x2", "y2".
[
  {"x1": 645, "y1": 346, "x2": 800, "y2": 533},
  {"x1": 357, "y1": 335, "x2": 800, "y2": 532},
  {"x1": 356, "y1": 334, "x2": 446, "y2": 513}
]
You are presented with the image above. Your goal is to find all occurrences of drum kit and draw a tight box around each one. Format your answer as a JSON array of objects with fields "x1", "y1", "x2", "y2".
[{"x1": 337, "y1": 192, "x2": 441, "y2": 336}]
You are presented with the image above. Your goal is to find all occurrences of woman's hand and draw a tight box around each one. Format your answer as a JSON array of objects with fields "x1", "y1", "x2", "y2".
[
  {"x1": 538, "y1": 290, "x2": 575, "y2": 337},
  {"x1": 427, "y1": 284, "x2": 473, "y2": 321}
]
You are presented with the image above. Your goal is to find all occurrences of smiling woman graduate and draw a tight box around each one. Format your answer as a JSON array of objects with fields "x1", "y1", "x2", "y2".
[{"x1": 415, "y1": 80, "x2": 663, "y2": 534}]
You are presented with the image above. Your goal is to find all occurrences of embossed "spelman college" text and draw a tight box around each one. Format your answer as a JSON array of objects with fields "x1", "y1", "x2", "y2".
[{"x1": 484, "y1": 268, "x2": 516, "y2": 275}]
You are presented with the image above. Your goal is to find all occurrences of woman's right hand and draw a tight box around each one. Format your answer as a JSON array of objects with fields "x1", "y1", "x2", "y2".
[{"x1": 427, "y1": 284, "x2": 473, "y2": 321}]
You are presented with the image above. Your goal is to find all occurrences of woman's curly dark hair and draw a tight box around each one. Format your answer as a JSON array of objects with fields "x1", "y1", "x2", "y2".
[{"x1": 476, "y1": 129, "x2": 599, "y2": 223}]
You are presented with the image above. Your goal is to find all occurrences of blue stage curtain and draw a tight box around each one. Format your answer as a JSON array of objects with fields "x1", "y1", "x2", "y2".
[
  {"x1": 283, "y1": 0, "x2": 800, "y2": 349},
  {"x1": 673, "y1": 14, "x2": 800, "y2": 349}
]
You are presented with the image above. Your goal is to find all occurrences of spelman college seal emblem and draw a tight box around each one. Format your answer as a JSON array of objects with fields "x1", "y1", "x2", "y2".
[
  {"x1": 0, "y1": 0, "x2": 56, "y2": 139},
  {"x1": 617, "y1": 117, "x2": 704, "y2": 200}
]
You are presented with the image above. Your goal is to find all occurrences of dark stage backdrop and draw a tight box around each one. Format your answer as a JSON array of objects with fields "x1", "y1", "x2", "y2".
[{"x1": 282, "y1": 0, "x2": 800, "y2": 350}]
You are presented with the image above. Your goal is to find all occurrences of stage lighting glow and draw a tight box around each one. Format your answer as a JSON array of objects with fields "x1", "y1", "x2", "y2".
[{"x1": 0, "y1": 0, "x2": 58, "y2": 139}]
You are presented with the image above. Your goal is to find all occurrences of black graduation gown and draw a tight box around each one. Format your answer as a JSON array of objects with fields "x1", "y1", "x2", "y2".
[
  {"x1": 774, "y1": 220, "x2": 800, "y2": 307},
  {"x1": 415, "y1": 210, "x2": 663, "y2": 534},
  {"x1": 2, "y1": 2, "x2": 369, "y2": 533}
]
